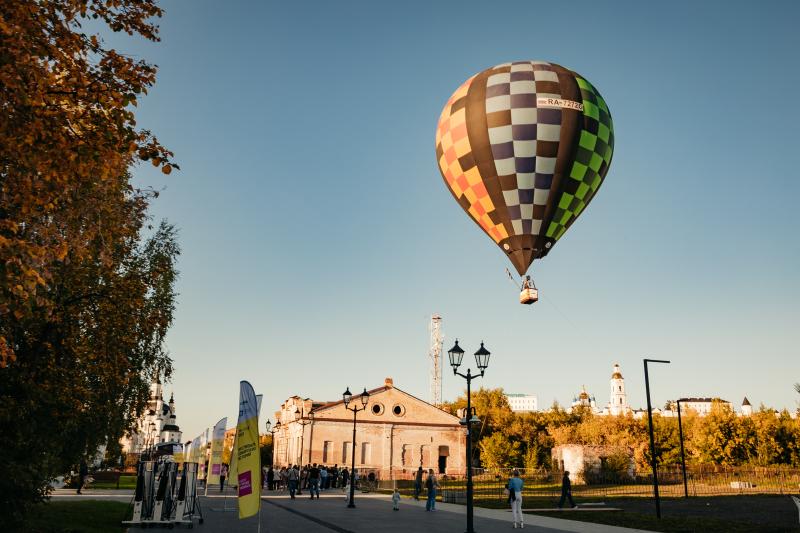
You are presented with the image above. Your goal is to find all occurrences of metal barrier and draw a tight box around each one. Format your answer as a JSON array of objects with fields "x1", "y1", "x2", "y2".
[
  {"x1": 122, "y1": 461, "x2": 204, "y2": 528},
  {"x1": 383, "y1": 466, "x2": 800, "y2": 501}
]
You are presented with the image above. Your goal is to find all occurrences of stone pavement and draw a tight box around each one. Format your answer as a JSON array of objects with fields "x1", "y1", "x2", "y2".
[
  {"x1": 202, "y1": 490, "x2": 653, "y2": 533},
  {"x1": 53, "y1": 487, "x2": 653, "y2": 532}
]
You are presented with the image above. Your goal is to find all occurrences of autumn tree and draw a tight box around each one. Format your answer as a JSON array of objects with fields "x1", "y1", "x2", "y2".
[
  {"x1": 478, "y1": 432, "x2": 522, "y2": 469},
  {"x1": 0, "y1": 0, "x2": 178, "y2": 522},
  {"x1": 0, "y1": 0, "x2": 177, "y2": 367}
]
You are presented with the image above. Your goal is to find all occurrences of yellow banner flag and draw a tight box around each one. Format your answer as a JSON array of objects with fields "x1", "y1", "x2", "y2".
[
  {"x1": 236, "y1": 381, "x2": 260, "y2": 519},
  {"x1": 207, "y1": 417, "x2": 227, "y2": 487}
]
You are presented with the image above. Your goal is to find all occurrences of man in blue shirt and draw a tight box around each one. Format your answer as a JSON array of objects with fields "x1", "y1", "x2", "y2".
[{"x1": 508, "y1": 469, "x2": 524, "y2": 528}]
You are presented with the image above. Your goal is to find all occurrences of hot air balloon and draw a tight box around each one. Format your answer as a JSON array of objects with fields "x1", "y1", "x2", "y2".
[{"x1": 435, "y1": 61, "x2": 614, "y2": 304}]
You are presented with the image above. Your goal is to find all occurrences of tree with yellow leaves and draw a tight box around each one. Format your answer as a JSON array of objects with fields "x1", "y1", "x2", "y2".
[{"x1": 0, "y1": 0, "x2": 178, "y2": 522}]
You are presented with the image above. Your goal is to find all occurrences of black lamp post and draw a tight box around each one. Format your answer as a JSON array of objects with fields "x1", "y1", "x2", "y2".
[
  {"x1": 675, "y1": 400, "x2": 689, "y2": 498},
  {"x1": 146, "y1": 422, "x2": 156, "y2": 461},
  {"x1": 295, "y1": 408, "x2": 313, "y2": 467},
  {"x1": 449, "y1": 339, "x2": 490, "y2": 533},
  {"x1": 343, "y1": 387, "x2": 369, "y2": 508},
  {"x1": 271, "y1": 421, "x2": 283, "y2": 467},
  {"x1": 643, "y1": 358, "x2": 670, "y2": 519}
]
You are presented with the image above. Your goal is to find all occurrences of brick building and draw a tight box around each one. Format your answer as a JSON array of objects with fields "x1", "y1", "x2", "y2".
[{"x1": 272, "y1": 378, "x2": 465, "y2": 478}]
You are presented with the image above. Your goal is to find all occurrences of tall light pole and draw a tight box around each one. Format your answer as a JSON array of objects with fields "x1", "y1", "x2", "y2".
[
  {"x1": 676, "y1": 399, "x2": 689, "y2": 498},
  {"x1": 449, "y1": 339, "x2": 491, "y2": 533},
  {"x1": 265, "y1": 419, "x2": 274, "y2": 468},
  {"x1": 270, "y1": 421, "x2": 282, "y2": 467},
  {"x1": 295, "y1": 408, "x2": 313, "y2": 467},
  {"x1": 146, "y1": 422, "x2": 156, "y2": 461},
  {"x1": 644, "y1": 358, "x2": 670, "y2": 519},
  {"x1": 343, "y1": 387, "x2": 369, "y2": 509}
]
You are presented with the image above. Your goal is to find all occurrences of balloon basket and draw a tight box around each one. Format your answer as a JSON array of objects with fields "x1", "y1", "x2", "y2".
[{"x1": 520, "y1": 288, "x2": 538, "y2": 305}]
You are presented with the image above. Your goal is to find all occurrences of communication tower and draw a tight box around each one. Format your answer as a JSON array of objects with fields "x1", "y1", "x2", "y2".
[{"x1": 429, "y1": 314, "x2": 444, "y2": 407}]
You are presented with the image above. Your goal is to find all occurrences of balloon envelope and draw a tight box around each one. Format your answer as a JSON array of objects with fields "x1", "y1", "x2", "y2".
[{"x1": 435, "y1": 61, "x2": 614, "y2": 275}]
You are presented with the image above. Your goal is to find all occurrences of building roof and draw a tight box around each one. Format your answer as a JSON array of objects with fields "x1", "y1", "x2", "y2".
[
  {"x1": 162, "y1": 424, "x2": 180, "y2": 431},
  {"x1": 301, "y1": 378, "x2": 460, "y2": 425},
  {"x1": 678, "y1": 397, "x2": 730, "y2": 403},
  {"x1": 742, "y1": 397, "x2": 751, "y2": 406},
  {"x1": 611, "y1": 372, "x2": 623, "y2": 379}
]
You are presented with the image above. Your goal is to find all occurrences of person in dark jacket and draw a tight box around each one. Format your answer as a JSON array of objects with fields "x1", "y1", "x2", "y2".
[
  {"x1": 77, "y1": 461, "x2": 88, "y2": 494},
  {"x1": 413, "y1": 467, "x2": 423, "y2": 500},
  {"x1": 267, "y1": 466, "x2": 275, "y2": 490},
  {"x1": 557, "y1": 471, "x2": 576, "y2": 508}
]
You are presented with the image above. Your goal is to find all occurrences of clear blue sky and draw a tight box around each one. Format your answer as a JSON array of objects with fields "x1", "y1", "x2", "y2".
[{"x1": 111, "y1": 0, "x2": 799, "y2": 439}]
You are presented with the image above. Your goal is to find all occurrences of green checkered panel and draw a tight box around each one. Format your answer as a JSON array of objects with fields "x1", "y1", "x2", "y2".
[{"x1": 546, "y1": 76, "x2": 614, "y2": 241}]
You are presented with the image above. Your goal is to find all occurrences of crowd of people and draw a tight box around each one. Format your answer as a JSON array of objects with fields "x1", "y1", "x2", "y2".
[
  {"x1": 217, "y1": 461, "x2": 579, "y2": 528},
  {"x1": 260, "y1": 464, "x2": 358, "y2": 498}
]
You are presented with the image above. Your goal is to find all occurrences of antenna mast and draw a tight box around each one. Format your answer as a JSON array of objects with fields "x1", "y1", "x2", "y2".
[{"x1": 429, "y1": 314, "x2": 444, "y2": 407}]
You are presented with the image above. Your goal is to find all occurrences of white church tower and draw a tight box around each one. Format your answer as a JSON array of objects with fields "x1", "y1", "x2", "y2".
[
  {"x1": 608, "y1": 363, "x2": 630, "y2": 415},
  {"x1": 741, "y1": 397, "x2": 752, "y2": 417}
]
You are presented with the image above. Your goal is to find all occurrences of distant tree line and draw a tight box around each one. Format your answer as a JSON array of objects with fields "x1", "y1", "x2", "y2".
[{"x1": 443, "y1": 388, "x2": 800, "y2": 471}]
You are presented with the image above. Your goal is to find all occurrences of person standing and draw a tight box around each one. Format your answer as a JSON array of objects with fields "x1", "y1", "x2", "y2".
[
  {"x1": 77, "y1": 461, "x2": 88, "y2": 495},
  {"x1": 413, "y1": 467, "x2": 423, "y2": 500},
  {"x1": 267, "y1": 466, "x2": 275, "y2": 491},
  {"x1": 392, "y1": 488, "x2": 401, "y2": 511},
  {"x1": 557, "y1": 471, "x2": 576, "y2": 509},
  {"x1": 219, "y1": 463, "x2": 228, "y2": 493},
  {"x1": 297, "y1": 464, "x2": 306, "y2": 495},
  {"x1": 425, "y1": 469, "x2": 438, "y2": 511},
  {"x1": 341, "y1": 467, "x2": 350, "y2": 492},
  {"x1": 508, "y1": 469, "x2": 524, "y2": 529},
  {"x1": 288, "y1": 464, "x2": 299, "y2": 499},
  {"x1": 279, "y1": 467, "x2": 287, "y2": 491},
  {"x1": 320, "y1": 465, "x2": 328, "y2": 491},
  {"x1": 329, "y1": 464, "x2": 338, "y2": 489},
  {"x1": 308, "y1": 464, "x2": 320, "y2": 499}
]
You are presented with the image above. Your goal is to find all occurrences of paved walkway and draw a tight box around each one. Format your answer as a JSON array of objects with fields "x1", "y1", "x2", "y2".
[{"x1": 53, "y1": 488, "x2": 653, "y2": 532}]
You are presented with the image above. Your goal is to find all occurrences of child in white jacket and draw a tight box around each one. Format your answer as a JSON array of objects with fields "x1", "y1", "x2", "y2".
[{"x1": 392, "y1": 488, "x2": 401, "y2": 511}]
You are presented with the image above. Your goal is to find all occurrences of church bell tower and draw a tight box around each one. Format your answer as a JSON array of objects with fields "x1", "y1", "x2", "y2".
[{"x1": 609, "y1": 363, "x2": 629, "y2": 415}]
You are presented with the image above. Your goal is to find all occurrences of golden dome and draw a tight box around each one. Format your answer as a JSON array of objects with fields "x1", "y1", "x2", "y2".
[
  {"x1": 611, "y1": 372, "x2": 623, "y2": 379},
  {"x1": 579, "y1": 390, "x2": 589, "y2": 400}
]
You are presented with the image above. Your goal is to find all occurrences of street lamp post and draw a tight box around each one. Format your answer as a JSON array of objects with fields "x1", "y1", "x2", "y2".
[
  {"x1": 676, "y1": 400, "x2": 689, "y2": 498},
  {"x1": 448, "y1": 339, "x2": 491, "y2": 533},
  {"x1": 295, "y1": 408, "x2": 313, "y2": 467},
  {"x1": 146, "y1": 422, "x2": 156, "y2": 461},
  {"x1": 643, "y1": 358, "x2": 670, "y2": 519},
  {"x1": 270, "y1": 421, "x2": 282, "y2": 467},
  {"x1": 343, "y1": 387, "x2": 369, "y2": 509}
]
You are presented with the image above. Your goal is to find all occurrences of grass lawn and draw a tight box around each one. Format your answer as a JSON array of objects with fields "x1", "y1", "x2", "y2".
[
  {"x1": 468, "y1": 494, "x2": 799, "y2": 533},
  {"x1": 90, "y1": 475, "x2": 137, "y2": 489},
  {"x1": 17, "y1": 500, "x2": 131, "y2": 533}
]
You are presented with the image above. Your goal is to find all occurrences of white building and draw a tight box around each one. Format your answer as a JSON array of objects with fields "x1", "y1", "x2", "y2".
[
  {"x1": 121, "y1": 378, "x2": 182, "y2": 455},
  {"x1": 741, "y1": 397, "x2": 753, "y2": 417},
  {"x1": 606, "y1": 363, "x2": 630, "y2": 415},
  {"x1": 505, "y1": 393, "x2": 538, "y2": 413},
  {"x1": 678, "y1": 397, "x2": 732, "y2": 416},
  {"x1": 570, "y1": 386, "x2": 598, "y2": 412}
]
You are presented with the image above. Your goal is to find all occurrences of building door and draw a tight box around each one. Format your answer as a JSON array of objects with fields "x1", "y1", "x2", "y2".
[{"x1": 438, "y1": 445, "x2": 449, "y2": 474}]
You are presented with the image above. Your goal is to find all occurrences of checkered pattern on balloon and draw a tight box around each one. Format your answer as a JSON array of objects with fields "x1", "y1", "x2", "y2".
[{"x1": 436, "y1": 61, "x2": 614, "y2": 276}]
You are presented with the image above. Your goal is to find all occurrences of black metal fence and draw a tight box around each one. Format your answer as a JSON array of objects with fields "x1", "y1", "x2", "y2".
[{"x1": 377, "y1": 466, "x2": 800, "y2": 501}]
